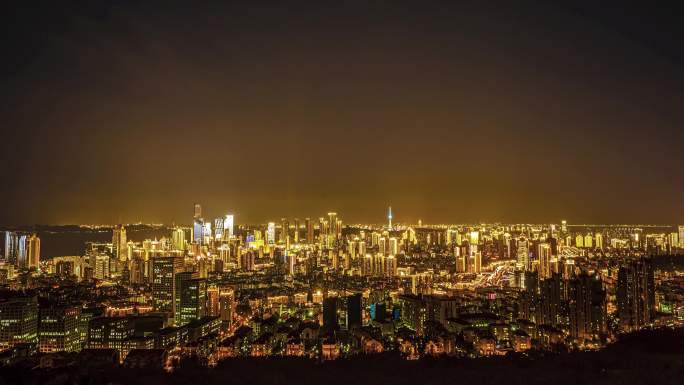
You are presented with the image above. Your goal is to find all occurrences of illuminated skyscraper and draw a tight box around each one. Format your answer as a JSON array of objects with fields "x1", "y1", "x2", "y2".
[
  {"x1": 38, "y1": 305, "x2": 81, "y2": 353},
  {"x1": 202, "y1": 222, "x2": 212, "y2": 244},
  {"x1": 617, "y1": 258, "x2": 655, "y2": 332},
  {"x1": 0, "y1": 293, "x2": 38, "y2": 349},
  {"x1": 517, "y1": 238, "x2": 529, "y2": 271},
  {"x1": 293, "y1": 218, "x2": 299, "y2": 243},
  {"x1": 280, "y1": 218, "x2": 289, "y2": 244},
  {"x1": 327, "y1": 212, "x2": 338, "y2": 241},
  {"x1": 679, "y1": 225, "x2": 684, "y2": 248},
  {"x1": 595, "y1": 232, "x2": 603, "y2": 249},
  {"x1": 172, "y1": 227, "x2": 186, "y2": 250},
  {"x1": 386, "y1": 255, "x2": 398, "y2": 277},
  {"x1": 26, "y1": 234, "x2": 40, "y2": 269},
  {"x1": 193, "y1": 219, "x2": 204, "y2": 245},
  {"x1": 207, "y1": 286, "x2": 220, "y2": 317},
  {"x1": 94, "y1": 254, "x2": 110, "y2": 280},
  {"x1": 225, "y1": 214, "x2": 234, "y2": 239},
  {"x1": 568, "y1": 273, "x2": 607, "y2": 342},
  {"x1": 16, "y1": 234, "x2": 27, "y2": 268},
  {"x1": 177, "y1": 277, "x2": 207, "y2": 326},
  {"x1": 267, "y1": 222, "x2": 276, "y2": 244},
  {"x1": 537, "y1": 243, "x2": 552, "y2": 280},
  {"x1": 389, "y1": 237, "x2": 399, "y2": 256},
  {"x1": 214, "y1": 217, "x2": 225, "y2": 240},
  {"x1": 3, "y1": 231, "x2": 18, "y2": 266},
  {"x1": 388, "y1": 206, "x2": 393, "y2": 230},
  {"x1": 152, "y1": 255, "x2": 183, "y2": 316},
  {"x1": 378, "y1": 237, "x2": 387, "y2": 255},
  {"x1": 112, "y1": 225, "x2": 127, "y2": 263},
  {"x1": 305, "y1": 218, "x2": 314, "y2": 244}
]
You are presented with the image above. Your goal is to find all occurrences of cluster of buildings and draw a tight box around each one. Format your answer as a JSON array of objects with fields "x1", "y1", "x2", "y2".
[{"x1": 0, "y1": 207, "x2": 683, "y2": 368}]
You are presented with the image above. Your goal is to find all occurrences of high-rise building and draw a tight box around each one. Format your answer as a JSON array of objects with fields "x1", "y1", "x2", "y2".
[
  {"x1": 214, "y1": 217, "x2": 225, "y2": 240},
  {"x1": 327, "y1": 212, "x2": 338, "y2": 241},
  {"x1": 386, "y1": 255, "x2": 398, "y2": 277},
  {"x1": 267, "y1": 222, "x2": 276, "y2": 244},
  {"x1": 219, "y1": 289, "x2": 234, "y2": 328},
  {"x1": 378, "y1": 237, "x2": 387, "y2": 255},
  {"x1": 617, "y1": 258, "x2": 655, "y2": 332},
  {"x1": 87, "y1": 317, "x2": 134, "y2": 356},
  {"x1": 679, "y1": 225, "x2": 684, "y2": 248},
  {"x1": 280, "y1": 218, "x2": 289, "y2": 244},
  {"x1": 388, "y1": 206, "x2": 393, "y2": 230},
  {"x1": 537, "y1": 243, "x2": 552, "y2": 280},
  {"x1": 3, "y1": 231, "x2": 18, "y2": 266},
  {"x1": 112, "y1": 225, "x2": 127, "y2": 263},
  {"x1": 193, "y1": 219, "x2": 204, "y2": 245},
  {"x1": 323, "y1": 297, "x2": 338, "y2": 332},
  {"x1": 389, "y1": 237, "x2": 399, "y2": 256},
  {"x1": 152, "y1": 255, "x2": 183, "y2": 316},
  {"x1": 345, "y1": 293, "x2": 362, "y2": 330},
  {"x1": 517, "y1": 238, "x2": 529, "y2": 271},
  {"x1": 26, "y1": 233, "x2": 40, "y2": 269},
  {"x1": 568, "y1": 273, "x2": 607, "y2": 342},
  {"x1": 537, "y1": 274, "x2": 562, "y2": 327},
  {"x1": 177, "y1": 277, "x2": 207, "y2": 326},
  {"x1": 38, "y1": 305, "x2": 81, "y2": 353},
  {"x1": 293, "y1": 218, "x2": 299, "y2": 243},
  {"x1": 0, "y1": 293, "x2": 38, "y2": 349},
  {"x1": 16, "y1": 234, "x2": 27, "y2": 268},
  {"x1": 305, "y1": 218, "x2": 314, "y2": 244},
  {"x1": 225, "y1": 214, "x2": 234, "y2": 239},
  {"x1": 202, "y1": 222, "x2": 212, "y2": 244},
  {"x1": 172, "y1": 227, "x2": 186, "y2": 251},
  {"x1": 206, "y1": 286, "x2": 220, "y2": 317},
  {"x1": 94, "y1": 254, "x2": 110, "y2": 280}
]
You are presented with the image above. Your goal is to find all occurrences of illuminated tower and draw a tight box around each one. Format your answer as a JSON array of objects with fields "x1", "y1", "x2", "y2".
[
  {"x1": 225, "y1": 214, "x2": 234, "y2": 239},
  {"x1": 327, "y1": 212, "x2": 338, "y2": 241},
  {"x1": 27, "y1": 234, "x2": 40, "y2": 269},
  {"x1": 388, "y1": 206, "x2": 393, "y2": 230},
  {"x1": 305, "y1": 218, "x2": 314, "y2": 244},
  {"x1": 537, "y1": 243, "x2": 552, "y2": 279},
  {"x1": 4, "y1": 231, "x2": 18, "y2": 266},
  {"x1": 16, "y1": 234, "x2": 27, "y2": 268},
  {"x1": 152, "y1": 255, "x2": 183, "y2": 317},
  {"x1": 112, "y1": 225, "x2": 127, "y2": 263},
  {"x1": 267, "y1": 222, "x2": 276, "y2": 244},
  {"x1": 280, "y1": 218, "x2": 289, "y2": 244},
  {"x1": 293, "y1": 218, "x2": 299, "y2": 243},
  {"x1": 172, "y1": 227, "x2": 186, "y2": 250}
]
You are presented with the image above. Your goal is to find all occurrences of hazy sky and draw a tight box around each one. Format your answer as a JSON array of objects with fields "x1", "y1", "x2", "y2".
[{"x1": 2, "y1": 1, "x2": 683, "y2": 225}]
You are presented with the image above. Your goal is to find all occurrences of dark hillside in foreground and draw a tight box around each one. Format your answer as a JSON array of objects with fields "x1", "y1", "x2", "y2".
[{"x1": 2, "y1": 328, "x2": 683, "y2": 385}]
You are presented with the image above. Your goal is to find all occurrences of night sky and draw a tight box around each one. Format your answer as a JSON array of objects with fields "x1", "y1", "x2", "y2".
[{"x1": 2, "y1": 1, "x2": 683, "y2": 225}]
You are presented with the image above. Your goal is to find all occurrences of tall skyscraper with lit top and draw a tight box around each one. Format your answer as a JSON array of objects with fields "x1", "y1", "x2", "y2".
[
  {"x1": 388, "y1": 206, "x2": 393, "y2": 230},
  {"x1": 27, "y1": 234, "x2": 40, "y2": 269},
  {"x1": 112, "y1": 225, "x2": 127, "y2": 263},
  {"x1": 225, "y1": 214, "x2": 234, "y2": 239}
]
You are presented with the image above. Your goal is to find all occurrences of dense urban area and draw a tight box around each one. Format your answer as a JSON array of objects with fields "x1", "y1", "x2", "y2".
[{"x1": 1, "y1": 204, "x2": 683, "y2": 373}]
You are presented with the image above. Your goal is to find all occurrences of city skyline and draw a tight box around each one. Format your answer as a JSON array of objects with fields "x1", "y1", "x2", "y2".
[{"x1": 2, "y1": 2, "x2": 684, "y2": 382}]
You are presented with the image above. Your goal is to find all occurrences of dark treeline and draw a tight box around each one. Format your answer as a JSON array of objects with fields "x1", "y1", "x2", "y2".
[{"x1": 2, "y1": 328, "x2": 683, "y2": 385}]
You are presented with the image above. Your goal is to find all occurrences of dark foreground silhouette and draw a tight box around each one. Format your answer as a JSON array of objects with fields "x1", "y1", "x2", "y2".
[{"x1": 2, "y1": 328, "x2": 683, "y2": 385}]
